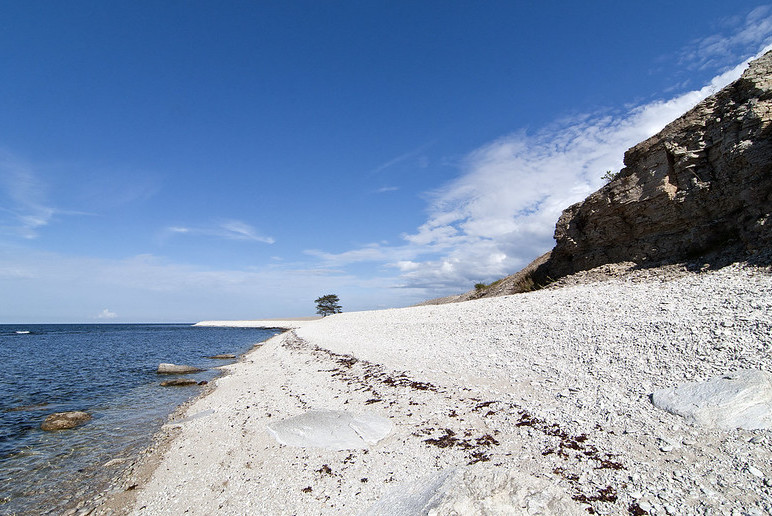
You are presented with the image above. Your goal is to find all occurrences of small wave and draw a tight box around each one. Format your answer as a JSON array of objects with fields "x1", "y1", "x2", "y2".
[{"x1": 15, "y1": 331, "x2": 31, "y2": 334}]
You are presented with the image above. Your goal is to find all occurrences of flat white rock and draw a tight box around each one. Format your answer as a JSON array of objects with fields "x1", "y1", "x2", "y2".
[
  {"x1": 363, "y1": 467, "x2": 584, "y2": 516},
  {"x1": 651, "y1": 369, "x2": 772, "y2": 430},
  {"x1": 266, "y1": 410, "x2": 392, "y2": 450},
  {"x1": 157, "y1": 363, "x2": 202, "y2": 374}
]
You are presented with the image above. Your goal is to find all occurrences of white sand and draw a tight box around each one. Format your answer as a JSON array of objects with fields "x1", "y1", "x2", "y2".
[
  {"x1": 194, "y1": 318, "x2": 321, "y2": 329},
  {"x1": 96, "y1": 263, "x2": 772, "y2": 515}
]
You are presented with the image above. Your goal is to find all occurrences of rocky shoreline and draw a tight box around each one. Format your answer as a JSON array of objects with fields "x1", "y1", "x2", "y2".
[{"x1": 84, "y1": 260, "x2": 770, "y2": 515}]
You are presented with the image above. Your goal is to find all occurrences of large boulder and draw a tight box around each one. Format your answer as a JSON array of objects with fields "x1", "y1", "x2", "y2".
[
  {"x1": 546, "y1": 50, "x2": 772, "y2": 279},
  {"x1": 41, "y1": 411, "x2": 91, "y2": 431},
  {"x1": 157, "y1": 363, "x2": 203, "y2": 374},
  {"x1": 266, "y1": 410, "x2": 392, "y2": 450},
  {"x1": 363, "y1": 466, "x2": 584, "y2": 516},
  {"x1": 651, "y1": 369, "x2": 772, "y2": 430}
]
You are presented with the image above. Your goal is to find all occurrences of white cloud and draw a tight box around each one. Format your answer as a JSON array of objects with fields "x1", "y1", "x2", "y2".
[
  {"x1": 97, "y1": 308, "x2": 117, "y2": 319},
  {"x1": 394, "y1": 53, "x2": 760, "y2": 291},
  {"x1": 376, "y1": 186, "x2": 399, "y2": 193},
  {"x1": 166, "y1": 219, "x2": 275, "y2": 244},
  {"x1": 0, "y1": 150, "x2": 57, "y2": 239},
  {"x1": 220, "y1": 220, "x2": 275, "y2": 243},
  {"x1": 368, "y1": 142, "x2": 433, "y2": 176},
  {"x1": 306, "y1": 45, "x2": 771, "y2": 298},
  {"x1": 679, "y1": 6, "x2": 772, "y2": 71},
  {"x1": 0, "y1": 150, "x2": 94, "y2": 240},
  {"x1": 305, "y1": 243, "x2": 409, "y2": 266}
]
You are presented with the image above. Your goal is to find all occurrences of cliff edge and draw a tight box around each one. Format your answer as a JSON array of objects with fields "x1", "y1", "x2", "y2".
[
  {"x1": 444, "y1": 50, "x2": 772, "y2": 303},
  {"x1": 548, "y1": 50, "x2": 772, "y2": 278}
]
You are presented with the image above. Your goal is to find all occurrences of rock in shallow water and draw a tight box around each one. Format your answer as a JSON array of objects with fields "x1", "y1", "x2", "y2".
[
  {"x1": 651, "y1": 369, "x2": 772, "y2": 430},
  {"x1": 266, "y1": 410, "x2": 392, "y2": 450},
  {"x1": 157, "y1": 363, "x2": 203, "y2": 374},
  {"x1": 207, "y1": 354, "x2": 236, "y2": 359},
  {"x1": 160, "y1": 378, "x2": 198, "y2": 387},
  {"x1": 41, "y1": 411, "x2": 91, "y2": 431}
]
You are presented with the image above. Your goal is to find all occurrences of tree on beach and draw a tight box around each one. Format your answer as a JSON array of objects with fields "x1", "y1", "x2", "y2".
[{"x1": 315, "y1": 294, "x2": 342, "y2": 317}]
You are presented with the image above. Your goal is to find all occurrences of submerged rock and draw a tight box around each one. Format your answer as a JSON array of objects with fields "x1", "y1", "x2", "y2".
[
  {"x1": 157, "y1": 363, "x2": 203, "y2": 374},
  {"x1": 266, "y1": 410, "x2": 392, "y2": 450},
  {"x1": 41, "y1": 411, "x2": 91, "y2": 431},
  {"x1": 651, "y1": 369, "x2": 772, "y2": 430},
  {"x1": 160, "y1": 378, "x2": 198, "y2": 387},
  {"x1": 7, "y1": 402, "x2": 49, "y2": 412}
]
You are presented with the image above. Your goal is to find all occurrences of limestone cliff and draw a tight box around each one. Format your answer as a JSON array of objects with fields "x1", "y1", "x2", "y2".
[{"x1": 547, "y1": 50, "x2": 772, "y2": 279}]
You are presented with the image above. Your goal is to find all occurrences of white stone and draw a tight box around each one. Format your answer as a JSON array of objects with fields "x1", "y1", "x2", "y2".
[
  {"x1": 363, "y1": 467, "x2": 584, "y2": 516},
  {"x1": 157, "y1": 363, "x2": 202, "y2": 374},
  {"x1": 747, "y1": 465, "x2": 764, "y2": 478},
  {"x1": 265, "y1": 410, "x2": 392, "y2": 450},
  {"x1": 651, "y1": 369, "x2": 772, "y2": 430}
]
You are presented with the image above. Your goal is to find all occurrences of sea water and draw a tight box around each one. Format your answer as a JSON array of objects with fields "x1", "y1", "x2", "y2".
[{"x1": 0, "y1": 323, "x2": 280, "y2": 515}]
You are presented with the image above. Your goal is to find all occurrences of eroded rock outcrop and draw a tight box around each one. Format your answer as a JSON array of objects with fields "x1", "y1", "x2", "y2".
[{"x1": 547, "y1": 50, "x2": 772, "y2": 278}]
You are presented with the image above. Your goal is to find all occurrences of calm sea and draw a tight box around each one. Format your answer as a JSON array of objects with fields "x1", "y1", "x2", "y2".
[{"x1": 0, "y1": 323, "x2": 280, "y2": 515}]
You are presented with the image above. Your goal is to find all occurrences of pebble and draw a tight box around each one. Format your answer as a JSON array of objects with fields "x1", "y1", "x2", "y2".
[
  {"x1": 746, "y1": 465, "x2": 764, "y2": 478},
  {"x1": 109, "y1": 263, "x2": 772, "y2": 515}
]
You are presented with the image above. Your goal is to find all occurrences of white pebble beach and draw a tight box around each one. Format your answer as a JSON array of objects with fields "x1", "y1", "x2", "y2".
[{"x1": 95, "y1": 262, "x2": 772, "y2": 515}]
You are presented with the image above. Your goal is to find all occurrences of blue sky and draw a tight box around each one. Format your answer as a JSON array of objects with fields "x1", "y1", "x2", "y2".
[{"x1": 2, "y1": 2, "x2": 772, "y2": 322}]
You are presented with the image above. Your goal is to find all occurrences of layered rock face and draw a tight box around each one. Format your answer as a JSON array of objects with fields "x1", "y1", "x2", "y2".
[{"x1": 546, "y1": 50, "x2": 772, "y2": 278}]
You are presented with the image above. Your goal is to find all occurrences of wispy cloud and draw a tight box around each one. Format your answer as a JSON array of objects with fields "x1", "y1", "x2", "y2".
[
  {"x1": 166, "y1": 219, "x2": 275, "y2": 244},
  {"x1": 307, "y1": 45, "x2": 771, "y2": 297},
  {"x1": 678, "y1": 5, "x2": 772, "y2": 72},
  {"x1": 305, "y1": 243, "x2": 405, "y2": 265},
  {"x1": 0, "y1": 151, "x2": 57, "y2": 239},
  {"x1": 0, "y1": 150, "x2": 96, "y2": 239},
  {"x1": 367, "y1": 142, "x2": 434, "y2": 176},
  {"x1": 375, "y1": 186, "x2": 399, "y2": 193}
]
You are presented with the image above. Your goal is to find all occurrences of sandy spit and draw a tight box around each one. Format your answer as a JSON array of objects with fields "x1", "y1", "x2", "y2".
[
  {"x1": 194, "y1": 318, "x2": 321, "y2": 329},
  {"x1": 93, "y1": 263, "x2": 771, "y2": 515}
]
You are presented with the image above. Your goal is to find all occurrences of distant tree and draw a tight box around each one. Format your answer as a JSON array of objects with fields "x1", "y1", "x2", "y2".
[{"x1": 315, "y1": 294, "x2": 342, "y2": 317}]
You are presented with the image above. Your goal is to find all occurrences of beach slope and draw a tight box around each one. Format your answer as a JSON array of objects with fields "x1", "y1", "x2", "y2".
[{"x1": 97, "y1": 262, "x2": 771, "y2": 515}]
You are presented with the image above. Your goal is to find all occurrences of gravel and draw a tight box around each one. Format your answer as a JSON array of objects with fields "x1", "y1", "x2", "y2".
[
  {"x1": 95, "y1": 262, "x2": 771, "y2": 515},
  {"x1": 295, "y1": 262, "x2": 772, "y2": 515}
]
